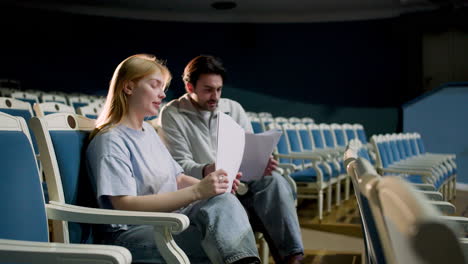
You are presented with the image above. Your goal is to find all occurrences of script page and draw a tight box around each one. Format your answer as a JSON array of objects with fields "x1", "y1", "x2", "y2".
[
  {"x1": 216, "y1": 112, "x2": 245, "y2": 193},
  {"x1": 238, "y1": 129, "x2": 282, "y2": 182}
]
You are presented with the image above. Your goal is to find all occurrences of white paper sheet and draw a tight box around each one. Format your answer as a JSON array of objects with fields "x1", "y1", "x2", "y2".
[
  {"x1": 216, "y1": 112, "x2": 245, "y2": 193},
  {"x1": 238, "y1": 129, "x2": 282, "y2": 182}
]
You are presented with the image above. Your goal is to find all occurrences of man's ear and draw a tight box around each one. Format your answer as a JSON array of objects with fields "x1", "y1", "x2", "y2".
[
  {"x1": 186, "y1": 82, "x2": 194, "y2": 93},
  {"x1": 123, "y1": 81, "x2": 134, "y2": 95}
]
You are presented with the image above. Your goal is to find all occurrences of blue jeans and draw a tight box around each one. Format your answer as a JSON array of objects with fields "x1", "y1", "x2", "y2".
[
  {"x1": 238, "y1": 172, "x2": 304, "y2": 263},
  {"x1": 99, "y1": 193, "x2": 259, "y2": 263}
]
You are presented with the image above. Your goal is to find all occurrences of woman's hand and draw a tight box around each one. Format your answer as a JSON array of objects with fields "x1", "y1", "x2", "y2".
[
  {"x1": 231, "y1": 172, "x2": 243, "y2": 194},
  {"x1": 195, "y1": 169, "x2": 229, "y2": 199}
]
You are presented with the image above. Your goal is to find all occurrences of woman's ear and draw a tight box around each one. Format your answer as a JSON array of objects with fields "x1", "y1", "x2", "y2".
[{"x1": 123, "y1": 81, "x2": 134, "y2": 95}]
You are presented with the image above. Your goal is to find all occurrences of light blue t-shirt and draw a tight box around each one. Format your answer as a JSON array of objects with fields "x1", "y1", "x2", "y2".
[{"x1": 86, "y1": 122, "x2": 183, "y2": 217}]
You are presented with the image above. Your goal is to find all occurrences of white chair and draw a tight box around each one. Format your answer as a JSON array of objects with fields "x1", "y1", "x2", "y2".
[
  {"x1": 0, "y1": 111, "x2": 132, "y2": 264},
  {"x1": 11, "y1": 91, "x2": 40, "y2": 109},
  {"x1": 288, "y1": 117, "x2": 302, "y2": 125},
  {"x1": 77, "y1": 103, "x2": 103, "y2": 119},
  {"x1": 30, "y1": 113, "x2": 191, "y2": 263},
  {"x1": 301, "y1": 117, "x2": 314, "y2": 125},
  {"x1": 344, "y1": 153, "x2": 467, "y2": 264},
  {"x1": 67, "y1": 95, "x2": 91, "y2": 110},
  {"x1": 274, "y1": 116, "x2": 289, "y2": 126},
  {"x1": 41, "y1": 94, "x2": 68, "y2": 104},
  {"x1": 34, "y1": 102, "x2": 76, "y2": 117}
]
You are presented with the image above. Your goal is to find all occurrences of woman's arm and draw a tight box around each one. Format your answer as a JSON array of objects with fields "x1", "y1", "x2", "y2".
[{"x1": 110, "y1": 169, "x2": 230, "y2": 212}]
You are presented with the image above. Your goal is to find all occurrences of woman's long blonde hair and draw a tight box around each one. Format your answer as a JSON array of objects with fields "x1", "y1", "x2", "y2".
[{"x1": 90, "y1": 54, "x2": 171, "y2": 140}]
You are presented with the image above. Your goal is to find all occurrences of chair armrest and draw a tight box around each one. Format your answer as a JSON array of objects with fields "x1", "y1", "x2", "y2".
[
  {"x1": 46, "y1": 202, "x2": 189, "y2": 234},
  {"x1": 418, "y1": 191, "x2": 444, "y2": 201},
  {"x1": 277, "y1": 163, "x2": 296, "y2": 173},
  {"x1": 430, "y1": 201, "x2": 456, "y2": 215},
  {"x1": 276, "y1": 152, "x2": 322, "y2": 161},
  {"x1": 378, "y1": 167, "x2": 434, "y2": 176},
  {"x1": 410, "y1": 183, "x2": 436, "y2": 191},
  {"x1": 0, "y1": 238, "x2": 132, "y2": 264},
  {"x1": 46, "y1": 202, "x2": 190, "y2": 264},
  {"x1": 441, "y1": 216, "x2": 468, "y2": 236}
]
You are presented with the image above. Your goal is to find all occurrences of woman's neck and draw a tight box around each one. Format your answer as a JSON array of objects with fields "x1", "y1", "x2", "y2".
[{"x1": 120, "y1": 111, "x2": 145, "y2": 131}]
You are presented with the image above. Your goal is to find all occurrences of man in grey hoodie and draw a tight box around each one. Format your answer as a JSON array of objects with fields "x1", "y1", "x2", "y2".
[{"x1": 158, "y1": 55, "x2": 304, "y2": 264}]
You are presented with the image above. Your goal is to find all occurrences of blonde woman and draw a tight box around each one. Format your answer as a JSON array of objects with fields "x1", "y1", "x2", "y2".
[{"x1": 87, "y1": 54, "x2": 260, "y2": 264}]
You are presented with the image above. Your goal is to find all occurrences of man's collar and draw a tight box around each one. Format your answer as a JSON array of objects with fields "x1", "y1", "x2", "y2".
[{"x1": 178, "y1": 93, "x2": 230, "y2": 116}]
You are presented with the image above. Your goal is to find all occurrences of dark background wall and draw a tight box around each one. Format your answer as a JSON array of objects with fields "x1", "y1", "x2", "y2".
[{"x1": 0, "y1": 6, "x2": 466, "y2": 136}]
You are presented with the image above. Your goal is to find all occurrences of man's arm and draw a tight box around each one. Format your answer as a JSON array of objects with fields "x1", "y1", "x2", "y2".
[
  {"x1": 234, "y1": 101, "x2": 254, "y2": 133},
  {"x1": 159, "y1": 107, "x2": 207, "y2": 179}
]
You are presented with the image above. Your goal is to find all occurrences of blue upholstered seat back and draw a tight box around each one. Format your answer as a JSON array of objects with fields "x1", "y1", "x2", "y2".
[
  {"x1": 16, "y1": 98, "x2": 37, "y2": 109},
  {"x1": 0, "y1": 130, "x2": 49, "y2": 242},
  {"x1": 345, "y1": 129, "x2": 356, "y2": 141},
  {"x1": 85, "y1": 114, "x2": 98, "y2": 119},
  {"x1": 72, "y1": 102, "x2": 89, "y2": 110},
  {"x1": 251, "y1": 120, "x2": 263, "y2": 134},
  {"x1": 298, "y1": 129, "x2": 313, "y2": 151},
  {"x1": 356, "y1": 128, "x2": 368, "y2": 144},
  {"x1": 276, "y1": 132, "x2": 291, "y2": 164},
  {"x1": 348, "y1": 158, "x2": 387, "y2": 264},
  {"x1": 285, "y1": 128, "x2": 303, "y2": 166},
  {"x1": 0, "y1": 108, "x2": 38, "y2": 154},
  {"x1": 311, "y1": 129, "x2": 325, "y2": 149},
  {"x1": 49, "y1": 130, "x2": 95, "y2": 243},
  {"x1": 44, "y1": 99, "x2": 67, "y2": 104},
  {"x1": 333, "y1": 128, "x2": 346, "y2": 147},
  {"x1": 322, "y1": 129, "x2": 335, "y2": 148},
  {"x1": 144, "y1": 115, "x2": 157, "y2": 121}
]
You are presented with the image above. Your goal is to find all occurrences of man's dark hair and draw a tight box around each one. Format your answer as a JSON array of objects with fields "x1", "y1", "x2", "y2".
[{"x1": 182, "y1": 55, "x2": 227, "y2": 86}]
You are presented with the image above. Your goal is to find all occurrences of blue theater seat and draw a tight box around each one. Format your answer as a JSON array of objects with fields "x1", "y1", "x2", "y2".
[
  {"x1": 0, "y1": 111, "x2": 132, "y2": 264},
  {"x1": 30, "y1": 113, "x2": 191, "y2": 263}
]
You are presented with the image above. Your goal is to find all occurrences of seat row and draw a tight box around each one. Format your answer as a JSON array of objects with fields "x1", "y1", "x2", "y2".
[
  {"x1": 344, "y1": 140, "x2": 467, "y2": 264},
  {"x1": 370, "y1": 133, "x2": 457, "y2": 201},
  {"x1": 264, "y1": 122, "x2": 373, "y2": 220},
  {"x1": 0, "y1": 86, "x2": 105, "y2": 112}
]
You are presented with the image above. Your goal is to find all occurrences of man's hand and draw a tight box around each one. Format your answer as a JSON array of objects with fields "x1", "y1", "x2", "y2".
[
  {"x1": 231, "y1": 172, "x2": 243, "y2": 194},
  {"x1": 263, "y1": 155, "x2": 279, "y2": 176},
  {"x1": 203, "y1": 163, "x2": 216, "y2": 177}
]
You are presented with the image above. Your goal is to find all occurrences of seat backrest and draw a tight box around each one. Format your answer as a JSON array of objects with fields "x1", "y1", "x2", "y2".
[
  {"x1": 258, "y1": 112, "x2": 272, "y2": 118},
  {"x1": 319, "y1": 123, "x2": 336, "y2": 148},
  {"x1": 353, "y1": 123, "x2": 368, "y2": 144},
  {"x1": 376, "y1": 176, "x2": 466, "y2": 264},
  {"x1": 0, "y1": 112, "x2": 49, "y2": 243},
  {"x1": 296, "y1": 123, "x2": 313, "y2": 151},
  {"x1": 342, "y1": 123, "x2": 356, "y2": 142},
  {"x1": 11, "y1": 91, "x2": 39, "y2": 109},
  {"x1": 77, "y1": 103, "x2": 103, "y2": 120},
  {"x1": 344, "y1": 148, "x2": 388, "y2": 264},
  {"x1": 308, "y1": 123, "x2": 326, "y2": 149},
  {"x1": 274, "y1": 116, "x2": 289, "y2": 126},
  {"x1": 345, "y1": 148, "x2": 466, "y2": 264},
  {"x1": 41, "y1": 94, "x2": 68, "y2": 104},
  {"x1": 331, "y1": 123, "x2": 347, "y2": 147},
  {"x1": 250, "y1": 116, "x2": 264, "y2": 134},
  {"x1": 301, "y1": 117, "x2": 314, "y2": 125},
  {"x1": 34, "y1": 102, "x2": 76, "y2": 117},
  {"x1": 288, "y1": 117, "x2": 302, "y2": 125},
  {"x1": 269, "y1": 123, "x2": 290, "y2": 164},
  {"x1": 261, "y1": 116, "x2": 274, "y2": 132},
  {"x1": 0, "y1": 97, "x2": 39, "y2": 155},
  {"x1": 68, "y1": 96, "x2": 91, "y2": 110},
  {"x1": 31, "y1": 113, "x2": 96, "y2": 244},
  {"x1": 283, "y1": 123, "x2": 303, "y2": 166}
]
